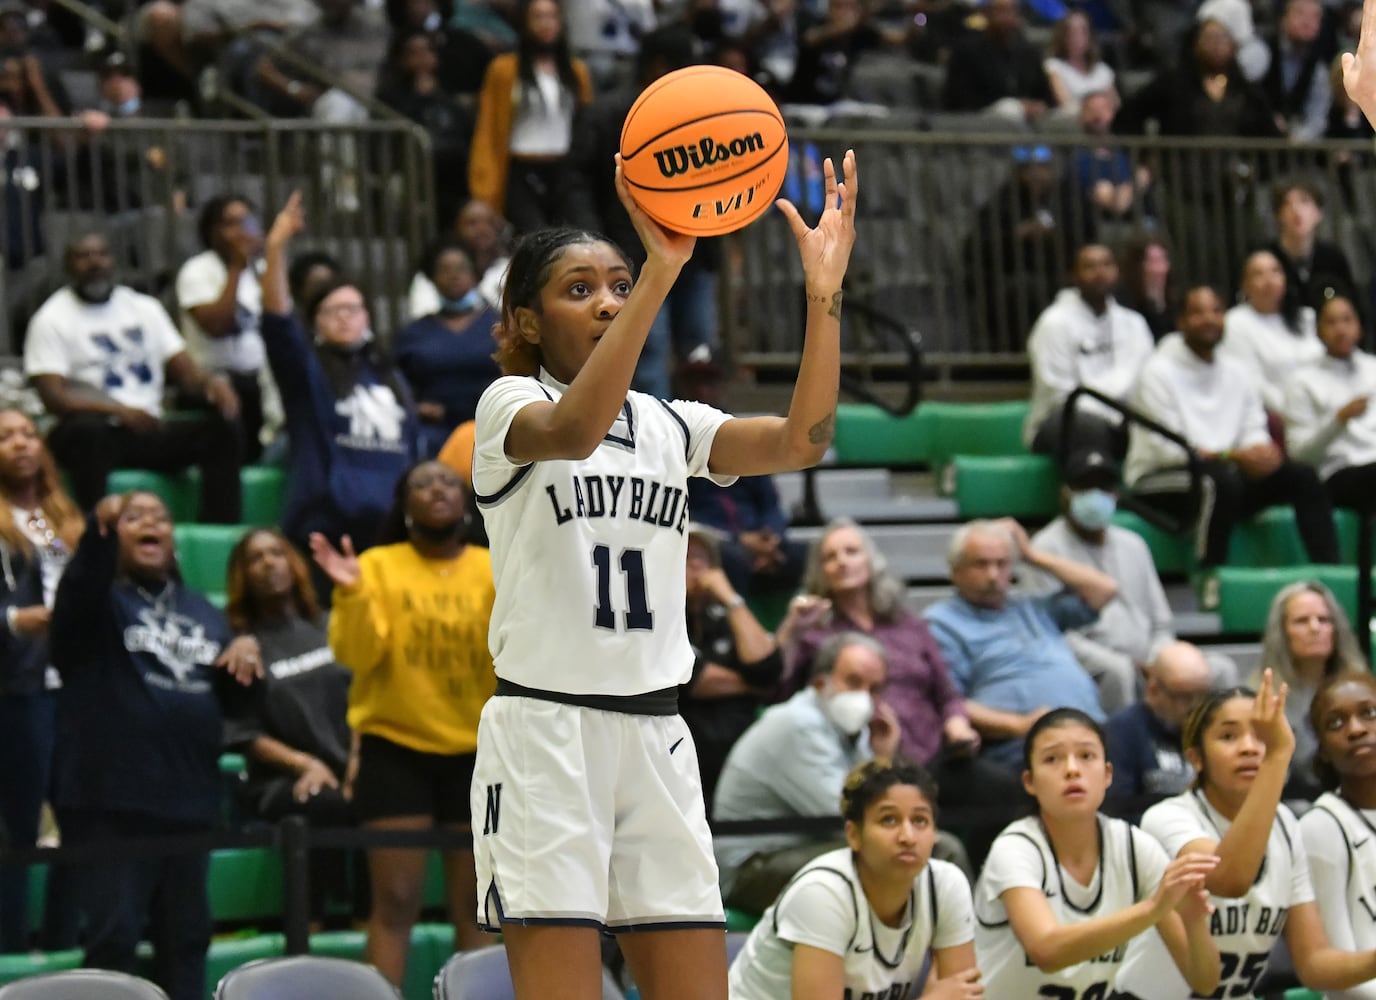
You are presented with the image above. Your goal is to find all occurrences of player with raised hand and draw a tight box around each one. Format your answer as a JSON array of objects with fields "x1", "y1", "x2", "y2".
[
  {"x1": 469, "y1": 150, "x2": 856, "y2": 1000},
  {"x1": 974, "y1": 708, "x2": 1220, "y2": 1000}
]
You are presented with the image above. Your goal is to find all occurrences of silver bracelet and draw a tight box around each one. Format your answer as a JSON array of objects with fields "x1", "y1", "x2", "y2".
[{"x1": 5, "y1": 606, "x2": 18, "y2": 634}]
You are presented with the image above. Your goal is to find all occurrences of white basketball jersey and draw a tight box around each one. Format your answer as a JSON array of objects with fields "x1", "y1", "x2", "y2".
[
  {"x1": 1116, "y1": 792, "x2": 1313, "y2": 1000},
  {"x1": 473, "y1": 373, "x2": 734, "y2": 696},
  {"x1": 1301, "y1": 793, "x2": 1376, "y2": 1000},
  {"x1": 729, "y1": 849, "x2": 975, "y2": 1000},
  {"x1": 974, "y1": 814, "x2": 1167, "y2": 1000}
]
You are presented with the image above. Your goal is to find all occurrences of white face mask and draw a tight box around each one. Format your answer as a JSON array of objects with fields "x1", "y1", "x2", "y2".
[{"x1": 825, "y1": 688, "x2": 874, "y2": 735}]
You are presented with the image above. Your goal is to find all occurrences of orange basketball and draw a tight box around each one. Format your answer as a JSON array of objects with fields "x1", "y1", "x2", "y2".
[{"x1": 620, "y1": 65, "x2": 788, "y2": 237}]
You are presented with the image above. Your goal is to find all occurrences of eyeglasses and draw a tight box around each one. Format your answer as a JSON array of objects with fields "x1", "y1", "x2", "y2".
[{"x1": 318, "y1": 302, "x2": 366, "y2": 318}]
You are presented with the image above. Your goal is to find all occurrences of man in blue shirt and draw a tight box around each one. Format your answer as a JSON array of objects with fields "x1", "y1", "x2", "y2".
[{"x1": 923, "y1": 517, "x2": 1117, "y2": 771}]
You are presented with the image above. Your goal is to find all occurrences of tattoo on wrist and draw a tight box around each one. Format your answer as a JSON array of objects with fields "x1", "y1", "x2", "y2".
[
  {"x1": 807, "y1": 411, "x2": 836, "y2": 446},
  {"x1": 827, "y1": 290, "x2": 843, "y2": 320}
]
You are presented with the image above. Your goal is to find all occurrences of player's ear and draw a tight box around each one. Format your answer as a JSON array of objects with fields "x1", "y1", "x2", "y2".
[
  {"x1": 514, "y1": 306, "x2": 541, "y2": 344},
  {"x1": 844, "y1": 819, "x2": 861, "y2": 853}
]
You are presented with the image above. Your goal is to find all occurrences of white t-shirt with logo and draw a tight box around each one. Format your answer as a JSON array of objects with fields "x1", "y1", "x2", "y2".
[
  {"x1": 729, "y1": 848, "x2": 974, "y2": 1000},
  {"x1": 175, "y1": 249, "x2": 266, "y2": 374},
  {"x1": 24, "y1": 286, "x2": 185, "y2": 417}
]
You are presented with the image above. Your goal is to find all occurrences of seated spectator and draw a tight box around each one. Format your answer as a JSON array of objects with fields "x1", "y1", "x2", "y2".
[
  {"x1": 1196, "y1": 0, "x2": 1270, "y2": 80},
  {"x1": 0, "y1": 100, "x2": 44, "y2": 348},
  {"x1": 1125, "y1": 285, "x2": 1338, "y2": 582},
  {"x1": 449, "y1": 0, "x2": 519, "y2": 54},
  {"x1": 1220, "y1": 249, "x2": 1321, "y2": 416},
  {"x1": 728, "y1": 759, "x2": 980, "y2": 1000},
  {"x1": 222, "y1": 528, "x2": 353, "y2": 919},
  {"x1": 1027, "y1": 450, "x2": 1239, "y2": 695},
  {"x1": 682, "y1": 524, "x2": 783, "y2": 811},
  {"x1": 1286, "y1": 294, "x2": 1376, "y2": 513},
  {"x1": 1256, "y1": 579, "x2": 1367, "y2": 797},
  {"x1": 686, "y1": 471, "x2": 804, "y2": 600},
  {"x1": 0, "y1": 408, "x2": 80, "y2": 955},
  {"x1": 0, "y1": 16, "x2": 63, "y2": 118},
  {"x1": 468, "y1": 0, "x2": 593, "y2": 234},
  {"x1": 176, "y1": 194, "x2": 277, "y2": 464},
  {"x1": 253, "y1": 0, "x2": 389, "y2": 119},
  {"x1": 261, "y1": 194, "x2": 418, "y2": 600},
  {"x1": 563, "y1": 0, "x2": 654, "y2": 88},
  {"x1": 923, "y1": 518, "x2": 1113, "y2": 772},
  {"x1": 1023, "y1": 242, "x2": 1155, "y2": 461},
  {"x1": 376, "y1": 29, "x2": 474, "y2": 228},
  {"x1": 1264, "y1": 0, "x2": 1331, "y2": 140},
  {"x1": 964, "y1": 145, "x2": 1093, "y2": 345},
  {"x1": 393, "y1": 241, "x2": 500, "y2": 459},
  {"x1": 1104, "y1": 641, "x2": 1213, "y2": 803},
  {"x1": 23, "y1": 233, "x2": 244, "y2": 523},
  {"x1": 388, "y1": 0, "x2": 497, "y2": 100},
  {"x1": 1117, "y1": 232, "x2": 1175, "y2": 342},
  {"x1": 407, "y1": 198, "x2": 511, "y2": 319},
  {"x1": 313, "y1": 461, "x2": 496, "y2": 982},
  {"x1": 288, "y1": 250, "x2": 343, "y2": 310},
  {"x1": 784, "y1": 0, "x2": 887, "y2": 105},
  {"x1": 49, "y1": 490, "x2": 257, "y2": 1000},
  {"x1": 943, "y1": 0, "x2": 1055, "y2": 124},
  {"x1": 713, "y1": 631, "x2": 900, "y2": 898},
  {"x1": 1071, "y1": 91, "x2": 1156, "y2": 229},
  {"x1": 1266, "y1": 177, "x2": 1360, "y2": 320},
  {"x1": 135, "y1": 0, "x2": 318, "y2": 90},
  {"x1": 736, "y1": 0, "x2": 801, "y2": 94},
  {"x1": 1045, "y1": 10, "x2": 1115, "y2": 113}
]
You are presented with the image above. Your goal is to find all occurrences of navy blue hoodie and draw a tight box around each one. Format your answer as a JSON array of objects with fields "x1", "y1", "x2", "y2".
[
  {"x1": 49, "y1": 514, "x2": 234, "y2": 826},
  {"x1": 0, "y1": 540, "x2": 53, "y2": 695},
  {"x1": 262, "y1": 310, "x2": 418, "y2": 551}
]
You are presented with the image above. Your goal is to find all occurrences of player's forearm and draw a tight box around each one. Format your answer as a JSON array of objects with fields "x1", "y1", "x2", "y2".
[{"x1": 776, "y1": 290, "x2": 842, "y2": 469}]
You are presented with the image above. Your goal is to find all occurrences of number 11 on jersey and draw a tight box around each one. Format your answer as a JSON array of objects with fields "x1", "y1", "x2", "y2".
[{"x1": 592, "y1": 544, "x2": 655, "y2": 631}]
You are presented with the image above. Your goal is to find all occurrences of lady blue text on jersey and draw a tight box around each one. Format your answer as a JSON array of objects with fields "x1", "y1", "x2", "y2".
[{"x1": 545, "y1": 473, "x2": 690, "y2": 534}]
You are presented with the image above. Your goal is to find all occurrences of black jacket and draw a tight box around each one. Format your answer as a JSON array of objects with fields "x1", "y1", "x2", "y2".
[{"x1": 0, "y1": 540, "x2": 51, "y2": 696}]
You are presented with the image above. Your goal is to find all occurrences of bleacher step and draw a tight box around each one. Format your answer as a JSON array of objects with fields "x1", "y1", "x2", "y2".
[{"x1": 793, "y1": 522, "x2": 953, "y2": 582}]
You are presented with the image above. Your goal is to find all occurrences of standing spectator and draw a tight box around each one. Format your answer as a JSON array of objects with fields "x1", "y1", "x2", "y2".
[
  {"x1": 1125, "y1": 285, "x2": 1339, "y2": 579},
  {"x1": 1285, "y1": 294, "x2": 1376, "y2": 512},
  {"x1": 681, "y1": 524, "x2": 783, "y2": 812},
  {"x1": 312, "y1": 461, "x2": 496, "y2": 985},
  {"x1": 1117, "y1": 233, "x2": 1176, "y2": 342},
  {"x1": 943, "y1": 0, "x2": 1055, "y2": 124},
  {"x1": 1022, "y1": 242, "x2": 1155, "y2": 460},
  {"x1": 0, "y1": 409, "x2": 80, "y2": 955},
  {"x1": 260, "y1": 193, "x2": 418, "y2": 601},
  {"x1": 1044, "y1": 10, "x2": 1115, "y2": 113},
  {"x1": 222, "y1": 528, "x2": 354, "y2": 920},
  {"x1": 1104, "y1": 641, "x2": 1213, "y2": 803},
  {"x1": 1266, "y1": 177, "x2": 1360, "y2": 321},
  {"x1": 1220, "y1": 249, "x2": 1321, "y2": 416},
  {"x1": 0, "y1": 100, "x2": 44, "y2": 352},
  {"x1": 1264, "y1": 0, "x2": 1332, "y2": 140},
  {"x1": 1255, "y1": 579, "x2": 1367, "y2": 796},
  {"x1": 48, "y1": 490, "x2": 257, "y2": 1000},
  {"x1": 784, "y1": 0, "x2": 886, "y2": 105},
  {"x1": 176, "y1": 194, "x2": 276, "y2": 463},
  {"x1": 23, "y1": 233, "x2": 244, "y2": 522},
  {"x1": 922, "y1": 519, "x2": 1114, "y2": 772},
  {"x1": 468, "y1": 0, "x2": 594, "y2": 233},
  {"x1": 1071, "y1": 92, "x2": 1156, "y2": 230},
  {"x1": 393, "y1": 240, "x2": 501, "y2": 458}
]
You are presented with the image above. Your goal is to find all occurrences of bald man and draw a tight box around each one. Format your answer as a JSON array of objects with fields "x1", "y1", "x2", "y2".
[{"x1": 1105, "y1": 642, "x2": 1213, "y2": 804}]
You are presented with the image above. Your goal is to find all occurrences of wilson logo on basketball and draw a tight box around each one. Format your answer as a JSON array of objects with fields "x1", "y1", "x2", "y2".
[{"x1": 653, "y1": 133, "x2": 766, "y2": 178}]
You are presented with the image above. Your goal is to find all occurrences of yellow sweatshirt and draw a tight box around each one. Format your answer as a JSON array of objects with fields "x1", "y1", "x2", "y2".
[{"x1": 329, "y1": 542, "x2": 496, "y2": 756}]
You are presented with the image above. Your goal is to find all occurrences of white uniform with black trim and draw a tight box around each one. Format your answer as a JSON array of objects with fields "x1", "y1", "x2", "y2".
[
  {"x1": 1116, "y1": 792, "x2": 1313, "y2": 1000},
  {"x1": 469, "y1": 370, "x2": 735, "y2": 931},
  {"x1": 1300, "y1": 793, "x2": 1376, "y2": 1000},
  {"x1": 729, "y1": 849, "x2": 975, "y2": 1000},
  {"x1": 975, "y1": 814, "x2": 1168, "y2": 1000}
]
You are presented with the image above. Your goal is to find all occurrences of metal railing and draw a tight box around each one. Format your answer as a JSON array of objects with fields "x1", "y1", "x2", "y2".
[
  {"x1": 0, "y1": 116, "x2": 436, "y2": 354},
  {"x1": 726, "y1": 129, "x2": 1376, "y2": 379}
]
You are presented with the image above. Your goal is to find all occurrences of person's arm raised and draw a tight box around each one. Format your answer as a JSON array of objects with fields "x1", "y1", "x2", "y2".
[
  {"x1": 502, "y1": 156, "x2": 694, "y2": 464},
  {"x1": 707, "y1": 150, "x2": 858, "y2": 477}
]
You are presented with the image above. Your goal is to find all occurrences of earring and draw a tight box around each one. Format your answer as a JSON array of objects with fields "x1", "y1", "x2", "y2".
[{"x1": 404, "y1": 514, "x2": 414, "y2": 530}]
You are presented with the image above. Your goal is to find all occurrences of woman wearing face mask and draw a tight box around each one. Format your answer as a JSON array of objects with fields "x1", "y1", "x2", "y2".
[
  {"x1": 1285, "y1": 294, "x2": 1376, "y2": 513},
  {"x1": 1115, "y1": 676, "x2": 1376, "y2": 999},
  {"x1": 393, "y1": 239, "x2": 501, "y2": 458},
  {"x1": 1220, "y1": 249, "x2": 1321, "y2": 414},
  {"x1": 262, "y1": 192, "x2": 419, "y2": 603},
  {"x1": 1301, "y1": 671, "x2": 1376, "y2": 999}
]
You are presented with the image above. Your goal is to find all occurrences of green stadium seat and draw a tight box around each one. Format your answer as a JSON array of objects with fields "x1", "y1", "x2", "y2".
[
  {"x1": 309, "y1": 929, "x2": 367, "y2": 962},
  {"x1": 422, "y1": 852, "x2": 446, "y2": 910},
  {"x1": 404, "y1": 923, "x2": 455, "y2": 1000},
  {"x1": 205, "y1": 934, "x2": 285, "y2": 996},
  {"x1": 240, "y1": 466, "x2": 288, "y2": 526},
  {"x1": 1227, "y1": 508, "x2": 1308, "y2": 568},
  {"x1": 1215, "y1": 565, "x2": 1361, "y2": 634},
  {"x1": 1283, "y1": 991, "x2": 1323, "y2": 1000},
  {"x1": 174, "y1": 524, "x2": 249, "y2": 598},
  {"x1": 219, "y1": 753, "x2": 248, "y2": 778},
  {"x1": 25, "y1": 864, "x2": 46, "y2": 936},
  {"x1": 952, "y1": 454, "x2": 1059, "y2": 519},
  {"x1": 831, "y1": 403, "x2": 935, "y2": 466},
  {"x1": 0, "y1": 948, "x2": 84, "y2": 984},
  {"x1": 107, "y1": 468, "x2": 201, "y2": 523},
  {"x1": 1334, "y1": 508, "x2": 1376, "y2": 565},
  {"x1": 725, "y1": 908, "x2": 761, "y2": 932},
  {"x1": 208, "y1": 848, "x2": 285, "y2": 924},
  {"x1": 1110, "y1": 510, "x2": 1195, "y2": 577}
]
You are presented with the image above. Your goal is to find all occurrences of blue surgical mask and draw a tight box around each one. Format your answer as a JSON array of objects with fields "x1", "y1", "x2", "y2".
[
  {"x1": 439, "y1": 288, "x2": 484, "y2": 315},
  {"x1": 1069, "y1": 488, "x2": 1117, "y2": 531},
  {"x1": 107, "y1": 96, "x2": 140, "y2": 117}
]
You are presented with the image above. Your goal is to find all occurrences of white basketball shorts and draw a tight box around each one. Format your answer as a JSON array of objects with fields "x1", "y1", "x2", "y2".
[{"x1": 471, "y1": 694, "x2": 726, "y2": 931}]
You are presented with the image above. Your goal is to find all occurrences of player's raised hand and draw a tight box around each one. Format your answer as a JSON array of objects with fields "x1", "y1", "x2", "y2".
[
  {"x1": 1343, "y1": 0, "x2": 1376, "y2": 126},
  {"x1": 777, "y1": 148, "x2": 858, "y2": 299},
  {"x1": 309, "y1": 533, "x2": 361, "y2": 588},
  {"x1": 613, "y1": 153, "x2": 695, "y2": 269},
  {"x1": 1252, "y1": 668, "x2": 1295, "y2": 758}
]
